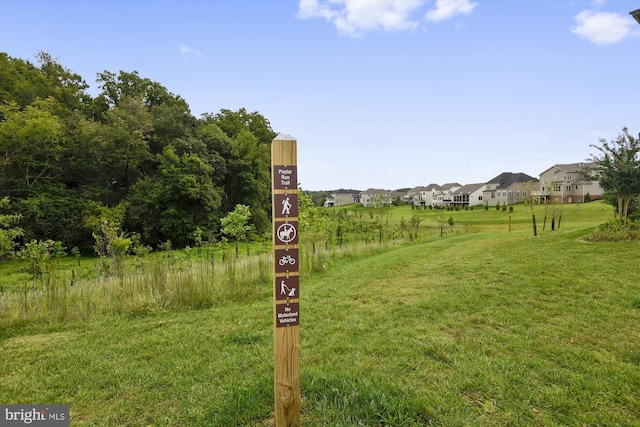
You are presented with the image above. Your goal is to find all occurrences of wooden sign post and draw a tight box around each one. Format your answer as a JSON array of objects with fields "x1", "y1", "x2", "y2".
[{"x1": 271, "y1": 134, "x2": 301, "y2": 426}]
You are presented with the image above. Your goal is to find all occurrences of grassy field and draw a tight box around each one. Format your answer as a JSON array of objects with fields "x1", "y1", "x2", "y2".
[{"x1": 1, "y1": 201, "x2": 639, "y2": 425}]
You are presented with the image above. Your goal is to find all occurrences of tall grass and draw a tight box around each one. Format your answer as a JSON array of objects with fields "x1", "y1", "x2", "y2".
[
  {"x1": 0, "y1": 200, "x2": 614, "y2": 332},
  {"x1": 0, "y1": 251, "x2": 274, "y2": 331},
  {"x1": 0, "y1": 233, "x2": 427, "y2": 332}
]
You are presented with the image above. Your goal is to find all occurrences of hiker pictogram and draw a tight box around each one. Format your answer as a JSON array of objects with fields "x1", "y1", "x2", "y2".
[
  {"x1": 281, "y1": 196, "x2": 292, "y2": 216},
  {"x1": 274, "y1": 194, "x2": 298, "y2": 218}
]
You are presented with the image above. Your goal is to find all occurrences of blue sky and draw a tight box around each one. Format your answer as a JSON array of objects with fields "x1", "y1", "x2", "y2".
[{"x1": 1, "y1": 0, "x2": 639, "y2": 190}]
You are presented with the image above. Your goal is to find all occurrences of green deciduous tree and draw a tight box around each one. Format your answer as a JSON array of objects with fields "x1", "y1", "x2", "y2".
[
  {"x1": 0, "y1": 197, "x2": 23, "y2": 259},
  {"x1": 220, "y1": 204, "x2": 253, "y2": 259},
  {"x1": 203, "y1": 109, "x2": 275, "y2": 234},
  {"x1": 127, "y1": 146, "x2": 223, "y2": 247},
  {"x1": 94, "y1": 70, "x2": 196, "y2": 151},
  {"x1": 18, "y1": 239, "x2": 66, "y2": 288},
  {"x1": 0, "y1": 52, "x2": 280, "y2": 250},
  {"x1": 590, "y1": 127, "x2": 640, "y2": 224},
  {"x1": 225, "y1": 130, "x2": 272, "y2": 234},
  {"x1": 206, "y1": 108, "x2": 276, "y2": 146},
  {"x1": 99, "y1": 97, "x2": 154, "y2": 199},
  {"x1": 0, "y1": 52, "x2": 90, "y2": 114},
  {"x1": 93, "y1": 220, "x2": 131, "y2": 278},
  {"x1": 0, "y1": 98, "x2": 65, "y2": 192}
]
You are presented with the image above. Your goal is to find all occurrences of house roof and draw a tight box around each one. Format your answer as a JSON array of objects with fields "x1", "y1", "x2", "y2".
[
  {"x1": 333, "y1": 189, "x2": 361, "y2": 194},
  {"x1": 454, "y1": 183, "x2": 485, "y2": 195},
  {"x1": 540, "y1": 162, "x2": 598, "y2": 176},
  {"x1": 440, "y1": 182, "x2": 462, "y2": 190},
  {"x1": 486, "y1": 172, "x2": 537, "y2": 189},
  {"x1": 408, "y1": 186, "x2": 427, "y2": 193},
  {"x1": 361, "y1": 188, "x2": 390, "y2": 195}
]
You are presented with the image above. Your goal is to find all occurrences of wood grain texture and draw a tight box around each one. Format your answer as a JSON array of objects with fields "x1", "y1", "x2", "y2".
[
  {"x1": 272, "y1": 134, "x2": 297, "y2": 166},
  {"x1": 271, "y1": 135, "x2": 300, "y2": 426}
]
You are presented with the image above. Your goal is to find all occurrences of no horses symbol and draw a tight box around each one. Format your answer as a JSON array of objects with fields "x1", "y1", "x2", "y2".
[{"x1": 276, "y1": 221, "x2": 297, "y2": 245}]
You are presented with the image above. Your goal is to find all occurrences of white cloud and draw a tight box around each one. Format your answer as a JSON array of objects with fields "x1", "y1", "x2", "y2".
[
  {"x1": 179, "y1": 45, "x2": 203, "y2": 58},
  {"x1": 298, "y1": 0, "x2": 477, "y2": 37},
  {"x1": 425, "y1": 0, "x2": 478, "y2": 22},
  {"x1": 571, "y1": 10, "x2": 635, "y2": 45}
]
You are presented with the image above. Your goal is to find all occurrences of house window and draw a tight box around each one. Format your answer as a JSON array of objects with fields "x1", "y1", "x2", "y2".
[
  {"x1": 575, "y1": 185, "x2": 579, "y2": 190},
  {"x1": 554, "y1": 185, "x2": 561, "y2": 192},
  {"x1": 478, "y1": 196, "x2": 483, "y2": 201},
  {"x1": 566, "y1": 185, "x2": 571, "y2": 192}
]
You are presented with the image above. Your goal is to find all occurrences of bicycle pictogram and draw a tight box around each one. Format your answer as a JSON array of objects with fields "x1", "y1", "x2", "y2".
[{"x1": 278, "y1": 255, "x2": 296, "y2": 266}]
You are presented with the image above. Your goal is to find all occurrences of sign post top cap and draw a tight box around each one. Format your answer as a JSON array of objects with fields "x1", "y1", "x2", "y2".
[{"x1": 274, "y1": 133, "x2": 296, "y2": 141}]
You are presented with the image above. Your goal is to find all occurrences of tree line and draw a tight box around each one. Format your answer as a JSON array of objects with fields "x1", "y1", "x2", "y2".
[{"x1": 0, "y1": 52, "x2": 275, "y2": 253}]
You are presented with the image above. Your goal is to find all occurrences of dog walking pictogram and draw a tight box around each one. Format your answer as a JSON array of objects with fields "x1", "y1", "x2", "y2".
[
  {"x1": 275, "y1": 275, "x2": 299, "y2": 300},
  {"x1": 280, "y1": 280, "x2": 297, "y2": 297}
]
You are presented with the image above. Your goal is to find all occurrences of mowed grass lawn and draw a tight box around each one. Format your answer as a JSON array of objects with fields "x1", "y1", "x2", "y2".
[{"x1": 1, "y1": 201, "x2": 639, "y2": 425}]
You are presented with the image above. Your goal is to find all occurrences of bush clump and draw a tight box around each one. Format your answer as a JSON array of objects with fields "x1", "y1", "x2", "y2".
[{"x1": 584, "y1": 220, "x2": 640, "y2": 242}]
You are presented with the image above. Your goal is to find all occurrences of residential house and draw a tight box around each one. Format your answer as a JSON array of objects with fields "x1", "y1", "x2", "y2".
[
  {"x1": 406, "y1": 184, "x2": 447, "y2": 207},
  {"x1": 483, "y1": 172, "x2": 538, "y2": 207},
  {"x1": 392, "y1": 190, "x2": 407, "y2": 205},
  {"x1": 451, "y1": 183, "x2": 485, "y2": 208},
  {"x1": 360, "y1": 189, "x2": 405, "y2": 207},
  {"x1": 538, "y1": 162, "x2": 602, "y2": 203},
  {"x1": 360, "y1": 189, "x2": 392, "y2": 207},
  {"x1": 434, "y1": 183, "x2": 462, "y2": 207},
  {"x1": 406, "y1": 186, "x2": 426, "y2": 205},
  {"x1": 423, "y1": 184, "x2": 442, "y2": 207},
  {"x1": 324, "y1": 189, "x2": 361, "y2": 207}
]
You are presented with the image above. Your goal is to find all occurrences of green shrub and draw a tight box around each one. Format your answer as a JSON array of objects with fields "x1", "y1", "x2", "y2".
[{"x1": 584, "y1": 221, "x2": 640, "y2": 242}]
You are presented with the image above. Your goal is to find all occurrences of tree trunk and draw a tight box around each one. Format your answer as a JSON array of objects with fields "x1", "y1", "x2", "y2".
[
  {"x1": 618, "y1": 195, "x2": 624, "y2": 223},
  {"x1": 622, "y1": 195, "x2": 631, "y2": 224}
]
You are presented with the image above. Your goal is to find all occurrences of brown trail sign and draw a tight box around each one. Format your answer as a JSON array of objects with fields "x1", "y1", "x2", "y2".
[{"x1": 271, "y1": 134, "x2": 300, "y2": 426}]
